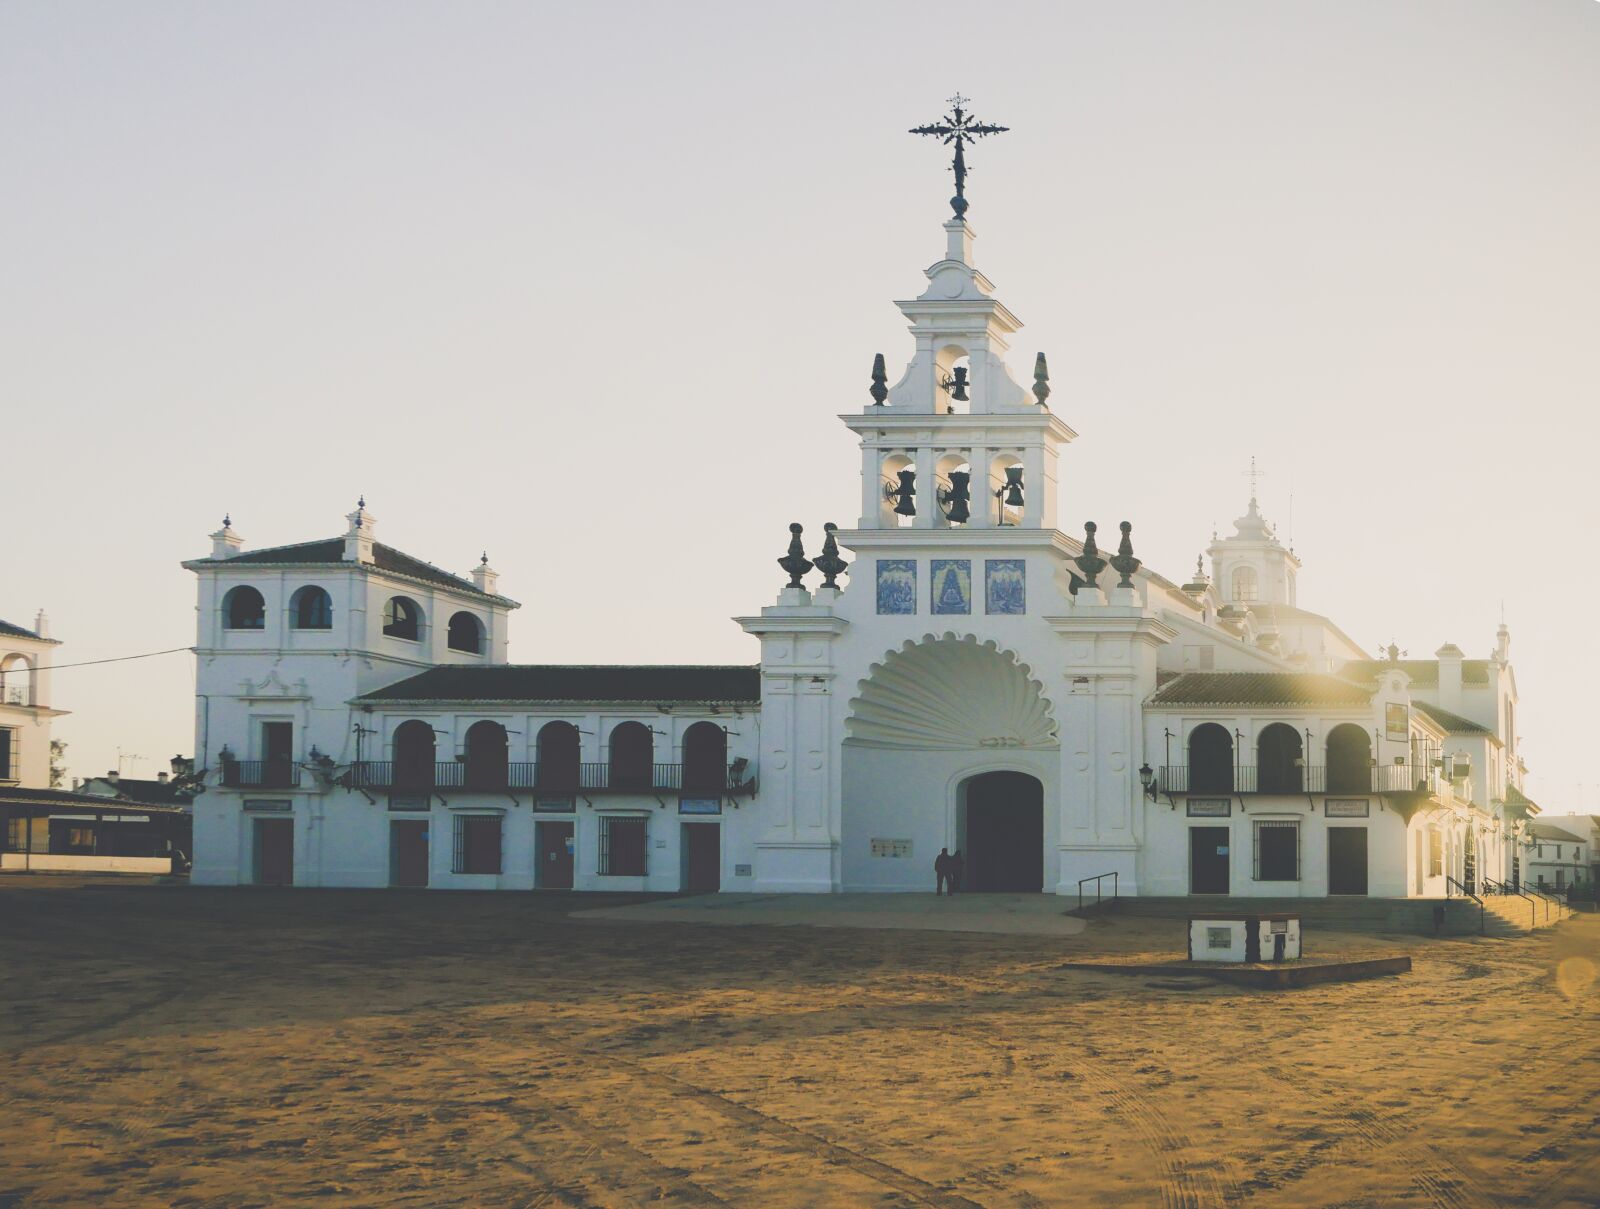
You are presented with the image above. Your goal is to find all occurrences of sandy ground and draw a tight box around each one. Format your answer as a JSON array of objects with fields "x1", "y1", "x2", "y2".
[{"x1": 0, "y1": 879, "x2": 1595, "y2": 1209}]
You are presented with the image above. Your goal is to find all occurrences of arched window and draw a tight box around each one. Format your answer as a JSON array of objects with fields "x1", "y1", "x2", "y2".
[
  {"x1": 447, "y1": 611, "x2": 484, "y2": 654},
  {"x1": 289, "y1": 586, "x2": 333, "y2": 630},
  {"x1": 537, "y1": 721, "x2": 580, "y2": 791},
  {"x1": 464, "y1": 720, "x2": 509, "y2": 791},
  {"x1": 1188, "y1": 723, "x2": 1234, "y2": 794},
  {"x1": 1325, "y1": 723, "x2": 1372, "y2": 794},
  {"x1": 392, "y1": 719, "x2": 437, "y2": 790},
  {"x1": 222, "y1": 585, "x2": 266, "y2": 630},
  {"x1": 1256, "y1": 723, "x2": 1303, "y2": 794},
  {"x1": 683, "y1": 721, "x2": 727, "y2": 793},
  {"x1": 1230, "y1": 565, "x2": 1258, "y2": 602},
  {"x1": 383, "y1": 596, "x2": 422, "y2": 641},
  {"x1": 0, "y1": 654, "x2": 34, "y2": 707},
  {"x1": 609, "y1": 721, "x2": 654, "y2": 791}
]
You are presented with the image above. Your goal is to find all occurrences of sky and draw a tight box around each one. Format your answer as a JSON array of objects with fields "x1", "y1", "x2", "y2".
[{"x1": 1, "y1": 1, "x2": 1597, "y2": 808}]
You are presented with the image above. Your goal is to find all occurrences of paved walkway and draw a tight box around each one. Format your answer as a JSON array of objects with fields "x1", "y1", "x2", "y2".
[{"x1": 571, "y1": 892, "x2": 1090, "y2": 936}]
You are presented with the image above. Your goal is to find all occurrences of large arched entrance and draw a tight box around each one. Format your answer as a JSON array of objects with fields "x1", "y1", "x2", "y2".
[{"x1": 960, "y1": 771, "x2": 1044, "y2": 892}]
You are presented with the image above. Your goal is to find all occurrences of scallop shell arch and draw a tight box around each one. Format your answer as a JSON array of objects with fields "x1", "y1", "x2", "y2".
[{"x1": 846, "y1": 634, "x2": 1059, "y2": 751}]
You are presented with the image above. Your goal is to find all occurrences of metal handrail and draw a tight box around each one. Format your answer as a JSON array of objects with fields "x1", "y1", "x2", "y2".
[
  {"x1": 1445, "y1": 874, "x2": 1484, "y2": 935},
  {"x1": 1484, "y1": 878, "x2": 1538, "y2": 928},
  {"x1": 1077, "y1": 871, "x2": 1119, "y2": 913},
  {"x1": 1524, "y1": 885, "x2": 1563, "y2": 923}
]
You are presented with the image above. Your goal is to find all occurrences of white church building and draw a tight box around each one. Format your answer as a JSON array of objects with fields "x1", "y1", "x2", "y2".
[{"x1": 186, "y1": 186, "x2": 1539, "y2": 900}]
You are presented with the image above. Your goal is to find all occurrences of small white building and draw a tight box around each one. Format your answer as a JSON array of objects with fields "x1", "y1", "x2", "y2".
[
  {"x1": 183, "y1": 190, "x2": 1539, "y2": 901},
  {"x1": 1524, "y1": 822, "x2": 1589, "y2": 893}
]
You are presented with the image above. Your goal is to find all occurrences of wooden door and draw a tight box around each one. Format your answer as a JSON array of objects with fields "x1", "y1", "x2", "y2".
[
  {"x1": 683, "y1": 823, "x2": 720, "y2": 893},
  {"x1": 262, "y1": 722, "x2": 294, "y2": 788},
  {"x1": 254, "y1": 817, "x2": 294, "y2": 886},
  {"x1": 1190, "y1": 827, "x2": 1230, "y2": 894},
  {"x1": 1328, "y1": 827, "x2": 1368, "y2": 896},
  {"x1": 537, "y1": 821, "x2": 574, "y2": 888},
  {"x1": 390, "y1": 820, "x2": 429, "y2": 887}
]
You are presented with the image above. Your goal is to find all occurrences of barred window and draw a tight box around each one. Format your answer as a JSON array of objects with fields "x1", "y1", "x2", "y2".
[
  {"x1": 1253, "y1": 820, "x2": 1299, "y2": 881},
  {"x1": 599, "y1": 816, "x2": 647, "y2": 877},
  {"x1": 0, "y1": 726, "x2": 16, "y2": 781},
  {"x1": 452, "y1": 814, "x2": 502, "y2": 875}
]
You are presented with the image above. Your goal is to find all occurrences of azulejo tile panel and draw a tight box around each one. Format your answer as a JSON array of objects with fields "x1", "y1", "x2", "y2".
[
  {"x1": 876, "y1": 559, "x2": 917, "y2": 615},
  {"x1": 930, "y1": 559, "x2": 972, "y2": 614},
  {"x1": 985, "y1": 558, "x2": 1025, "y2": 614}
]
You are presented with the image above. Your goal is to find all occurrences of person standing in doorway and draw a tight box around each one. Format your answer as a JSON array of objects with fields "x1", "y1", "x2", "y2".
[
  {"x1": 949, "y1": 849, "x2": 965, "y2": 893},
  {"x1": 934, "y1": 848, "x2": 952, "y2": 895}
]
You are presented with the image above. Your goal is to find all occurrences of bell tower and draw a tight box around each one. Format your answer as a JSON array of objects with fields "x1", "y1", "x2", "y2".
[{"x1": 843, "y1": 213, "x2": 1075, "y2": 533}]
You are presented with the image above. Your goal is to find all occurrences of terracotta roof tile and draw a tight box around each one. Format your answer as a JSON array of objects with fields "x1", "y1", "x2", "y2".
[
  {"x1": 1148, "y1": 671, "x2": 1372, "y2": 708},
  {"x1": 357, "y1": 665, "x2": 762, "y2": 705}
]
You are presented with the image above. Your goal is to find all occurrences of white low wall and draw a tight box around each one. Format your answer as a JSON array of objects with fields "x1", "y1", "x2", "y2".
[{"x1": 0, "y1": 853, "x2": 172, "y2": 874}]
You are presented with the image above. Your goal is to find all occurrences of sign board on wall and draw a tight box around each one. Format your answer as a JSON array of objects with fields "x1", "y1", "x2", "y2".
[
  {"x1": 1325, "y1": 799, "x2": 1371, "y2": 818},
  {"x1": 1385, "y1": 703, "x2": 1409, "y2": 742},
  {"x1": 1187, "y1": 799, "x2": 1232, "y2": 817},
  {"x1": 870, "y1": 838, "x2": 913, "y2": 858},
  {"x1": 679, "y1": 798, "x2": 722, "y2": 815}
]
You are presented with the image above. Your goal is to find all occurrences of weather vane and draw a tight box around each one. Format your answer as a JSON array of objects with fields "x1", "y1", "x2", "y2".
[
  {"x1": 910, "y1": 94, "x2": 1009, "y2": 220},
  {"x1": 1244, "y1": 456, "x2": 1264, "y2": 504}
]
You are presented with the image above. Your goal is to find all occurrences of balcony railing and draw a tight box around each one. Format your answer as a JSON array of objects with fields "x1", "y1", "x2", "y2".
[
  {"x1": 220, "y1": 759, "x2": 302, "y2": 789},
  {"x1": 1, "y1": 683, "x2": 34, "y2": 707},
  {"x1": 1158, "y1": 763, "x2": 1443, "y2": 797},
  {"x1": 345, "y1": 760, "x2": 755, "y2": 796}
]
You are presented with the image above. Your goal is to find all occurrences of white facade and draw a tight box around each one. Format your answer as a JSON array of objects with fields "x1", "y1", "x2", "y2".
[
  {"x1": 187, "y1": 208, "x2": 1539, "y2": 900},
  {"x1": 0, "y1": 611, "x2": 62, "y2": 789}
]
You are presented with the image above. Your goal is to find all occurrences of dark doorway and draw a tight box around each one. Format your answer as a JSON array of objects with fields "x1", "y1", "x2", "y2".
[
  {"x1": 1188, "y1": 724, "x2": 1234, "y2": 794},
  {"x1": 390, "y1": 819, "x2": 429, "y2": 887},
  {"x1": 1257, "y1": 723, "x2": 1303, "y2": 794},
  {"x1": 682, "y1": 722, "x2": 727, "y2": 793},
  {"x1": 683, "y1": 823, "x2": 721, "y2": 892},
  {"x1": 609, "y1": 721, "x2": 654, "y2": 791},
  {"x1": 1190, "y1": 826, "x2": 1230, "y2": 894},
  {"x1": 963, "y1": 772, "x2": 1043, "y2": 892},
  {"x1": 536, "y1": 820, "x2": 574, "y2": 888},
  {"x1": 262, "y1": 722, "x2": 295, "y2": 788},
  {"x1": 464, "y1": 721, "x2": 509, "y2": 791},
  {"x1": 1328, "y1": 827, "x2": 1368, "y2": 895},
  {"x1": 537, "y1": 721, "x2": 581, "y2": 792},
  {"x1": 253, "y1": 817, "x2": 293, "y2": 886},
  {"x1": 393, "y1": 720, "x2": 437, "y2": 791},
  {"x1": 1325, "y1": 724, "x2": 1373, "y2": 794}
]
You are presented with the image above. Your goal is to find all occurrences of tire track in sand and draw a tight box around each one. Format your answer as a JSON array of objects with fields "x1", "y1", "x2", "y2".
[
  {"x1": 491, "y1": 1023, "x2": 986, "y2": 1209},
  {"x1": 1259, "y1": 1062, "x2": 1495, "y2": 1209}
]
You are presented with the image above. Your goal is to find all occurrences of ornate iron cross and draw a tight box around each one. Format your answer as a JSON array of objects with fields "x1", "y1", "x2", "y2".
[{"x1": 910, "y1": 94, "x2": 1009, "y2": 220}]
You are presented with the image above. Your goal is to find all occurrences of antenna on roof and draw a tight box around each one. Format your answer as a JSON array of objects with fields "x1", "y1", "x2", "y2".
[{"x1": 1287, "y1": 493, "x2": 1294, "y2": 553}]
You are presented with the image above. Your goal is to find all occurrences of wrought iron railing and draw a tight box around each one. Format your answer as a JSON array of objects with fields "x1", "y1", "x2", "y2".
[
  {"x1": 0, "y1": 683, "x2": 34, "y2": 707},
  {"x1": 1158, "y1": 763, "x2": 1444, "y2": 797},
  {"x1": 220, "y1": 759, "x2": 302, "y2": 789},
  {"x1": 344, "y1": 759, "x2": 756, "y2": 795}
]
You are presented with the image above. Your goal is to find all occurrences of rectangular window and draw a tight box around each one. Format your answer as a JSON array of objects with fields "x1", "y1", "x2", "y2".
[
  {"x1": 600, "y1": 816, "x2": 648, "y2": 876},
  {"x1": 1253, "y1": 820, "x2": 1299, "y2": 881},
  {"x1": 452, "y1": 815, "x2": 502, "y2": 875},
  {"x1": 1206, "y1": 926, "x2": 1232, "y2": 950},
  {"x1": 1428, "y1": 829, "x2": 1443, "y2": 878},
  {"x1": 0, "y1": 727, "x2": 15, "y2": 781}
]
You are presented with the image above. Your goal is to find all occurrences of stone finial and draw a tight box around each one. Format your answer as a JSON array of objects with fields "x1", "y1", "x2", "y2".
[
  {"x1": 869, "y1": 353, "x2": 888, "y2": 406},
  {"x1": 344, "y1": 498, "x2": 376, "y2": 563},
  {"x1": 814, "y1": 523, "x2": 848, "y2": 589},
  {"x1": 1032, "y1": 352, "x2": 1051, "y2": 408},
  {"x1": 1073, "y1": 522, "x2": 1107, "y2": 589},
  {"x1": 1110, "y1": 521, "x2": 1142, "y2": 589},
  {"x1": 472, "y1": 553, "x2": 499, "y2": 596},
  {"x1": 210, "y1": 514, "x2": 244, "y2": 560},
  {"x1": 777, "y1": 523, "x2": 813, "y2": 589}
]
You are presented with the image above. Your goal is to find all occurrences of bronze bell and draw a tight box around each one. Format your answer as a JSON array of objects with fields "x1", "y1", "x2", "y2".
[
  {"x1": 1002, "y1": 465, "x2": 1024, "y2": 507},
  {"x1": 892, "y1": 469, "x2": 917, "y2": 517},
  {"x1": 950, "y1": 365, "x2": 969, "y2": 401},
  {"x1": 944, "y1": 470, "x2": 971, "y2": 524}
]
